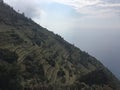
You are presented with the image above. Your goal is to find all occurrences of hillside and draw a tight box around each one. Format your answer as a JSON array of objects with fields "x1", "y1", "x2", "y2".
[{"x1": 0, "y1": 1, "x2": 120, "y2": 90}]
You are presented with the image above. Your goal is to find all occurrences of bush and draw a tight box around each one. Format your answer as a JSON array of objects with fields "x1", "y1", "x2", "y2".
[
  {"x1": 0, "y1": 49, "x2": 18, "y2": 63},
  {"x1": 0, "y1": 62, "x2": 22, "y2": 90},
  {"x1": 57, "y1": 68, "x2": 65, "y2": 77}
]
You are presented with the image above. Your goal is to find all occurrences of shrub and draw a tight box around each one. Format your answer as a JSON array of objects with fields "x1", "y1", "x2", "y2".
[{"x1": 0, "y1": 49, "x2": 18, "y2": 63}]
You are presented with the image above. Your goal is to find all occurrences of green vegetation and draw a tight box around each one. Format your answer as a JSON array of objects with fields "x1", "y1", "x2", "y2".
[
  {"x1": 0, "y1": 61, "x2": 22, "y2": 90},
  {"x1": 57, "y1": 68, "x2": 65, "y2": 77},
  {"x1": 0, "y1": 49, "x2": 18, "y2": 63},
  {"x1": 0, "y1": 1, "x2": 119, "y2": 90},
  {"x1": 79, "y1": 70, "x2": 109, "y2": 86}
]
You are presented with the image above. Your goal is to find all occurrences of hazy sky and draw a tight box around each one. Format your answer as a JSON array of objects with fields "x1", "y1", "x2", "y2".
[{"x1": 4, "y1": 0, "x2": 120, "y2": 79}]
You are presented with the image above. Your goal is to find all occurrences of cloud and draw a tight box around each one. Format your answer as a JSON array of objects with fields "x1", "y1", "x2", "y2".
[
  {"x1": 3, "y1": 0, "x2": 120, "y2": 30},
  {"x1": 51, "y1": 0, "x2": 101, "y2": 8},
  {"x1": 4, "y1": 0, "x2": 47, "y2": 19},
  {"x1": 99, "y1": 3, "x2": 120, "y2": 7},
  {"x1": 50, "y1": 0, "x2": 120, "y2": 18},
  {"x1": 4, "y1": 0, "x2": 120, "y2": 19}
]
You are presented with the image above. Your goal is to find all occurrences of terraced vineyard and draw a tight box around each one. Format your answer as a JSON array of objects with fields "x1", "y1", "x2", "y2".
[{"x1": 0, "y1": 1, "x2": 120, "y2": 90}]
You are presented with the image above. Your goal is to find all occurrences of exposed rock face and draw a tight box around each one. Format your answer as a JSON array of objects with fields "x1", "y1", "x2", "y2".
[{"x1": 0, "y1": 2, "x2": 120, "y2": 90}]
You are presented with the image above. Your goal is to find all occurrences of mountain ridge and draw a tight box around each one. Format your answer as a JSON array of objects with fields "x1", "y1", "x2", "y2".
[{"x1": 0, "y1": 1, "x2": 120, "y2": 90}]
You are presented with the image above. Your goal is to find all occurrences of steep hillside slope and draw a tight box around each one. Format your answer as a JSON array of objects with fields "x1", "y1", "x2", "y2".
[{"x1": 0, "y1": 1, "x2": 120, "y2": 90}]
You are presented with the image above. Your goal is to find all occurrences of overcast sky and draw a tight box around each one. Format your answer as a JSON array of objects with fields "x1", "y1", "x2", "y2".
[{"x1": 4, "y1": 0, "x2": 120, "y2": 79}]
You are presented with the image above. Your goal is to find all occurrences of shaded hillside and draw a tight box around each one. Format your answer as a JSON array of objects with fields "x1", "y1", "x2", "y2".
[{"x1": 0, "y1": 1, "x2": 120, "y2": 90}]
